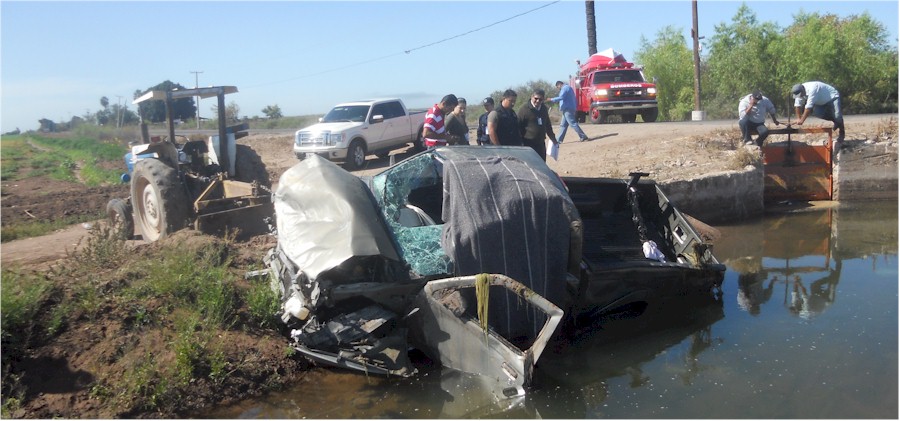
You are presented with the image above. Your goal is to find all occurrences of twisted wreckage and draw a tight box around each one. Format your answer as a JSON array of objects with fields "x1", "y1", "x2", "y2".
[{"x1": 264, "y1": 146, "x2": 724, "y2": 398}]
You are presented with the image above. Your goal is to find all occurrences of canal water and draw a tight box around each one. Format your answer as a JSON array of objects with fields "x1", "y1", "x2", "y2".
[{"x1": 207, "y1": 200, "x2": 898, "y2": 419}]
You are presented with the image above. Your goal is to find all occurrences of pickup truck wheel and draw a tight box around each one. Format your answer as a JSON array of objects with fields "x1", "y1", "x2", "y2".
[
  {"x1": 106, "y1": 198, "x2": 134, "y2": 240},
  {"x1": 131, "y1": 159, "x2": 190, "y2": 242},
  {"x1": 641, "y1": 108, "x2": 659, "y2": 123},
  {"x1": 344, "y1": 140, "x2": 366, "y2": 170}
]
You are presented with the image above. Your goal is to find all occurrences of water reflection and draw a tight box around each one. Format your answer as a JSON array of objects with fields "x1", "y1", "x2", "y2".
[{"x1": 205, "y1": 201, "x2": 897, "y2": 419}]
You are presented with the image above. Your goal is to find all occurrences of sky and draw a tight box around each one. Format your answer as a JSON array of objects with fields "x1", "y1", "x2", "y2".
[{"x1": 1, "y1": 1, "x2": 897, "y2": 133}]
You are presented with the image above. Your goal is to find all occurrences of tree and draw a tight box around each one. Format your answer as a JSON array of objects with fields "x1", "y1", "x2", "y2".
[
  {"x1": 135, "y1": 80, "x2": 196, "y2": 123},
  {"x1": 262, "y1": 104, "x2": 283, "y2": 119},
  {"x1": 585, "y1": 1, "x2": 597, "y2": 56},
  {"x1": 635, "y1": 26, "x2": 695, "y2": 121},
  {"x1": 703, "y1": 4, "x2": 783, "y2": 118},
  {"x1": 211, "y1": 101, "x2": 241, "y2": 123}
]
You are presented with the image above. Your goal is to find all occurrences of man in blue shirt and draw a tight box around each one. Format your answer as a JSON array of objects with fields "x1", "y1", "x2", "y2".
[{"x1": 548, "y1": 80, "x2": 589, "y2": 143}]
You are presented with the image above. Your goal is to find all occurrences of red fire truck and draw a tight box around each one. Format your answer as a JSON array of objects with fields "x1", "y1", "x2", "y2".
[{"x1": 572, "y1": 48, "x2": 659, "y2": 124}]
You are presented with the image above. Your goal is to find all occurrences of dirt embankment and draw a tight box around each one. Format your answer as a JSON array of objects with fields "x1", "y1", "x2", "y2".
[{"x1": 1, "y1": 114, "x2": 895, "y2": 418}]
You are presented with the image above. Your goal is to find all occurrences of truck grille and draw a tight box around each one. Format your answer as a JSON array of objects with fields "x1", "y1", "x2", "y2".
[
  {"x1": 297, "y1": 132, "x2": 332, "y2": 146},
  {"x1": 610, "y1": 88, "x2": 644, "y2": 99}
]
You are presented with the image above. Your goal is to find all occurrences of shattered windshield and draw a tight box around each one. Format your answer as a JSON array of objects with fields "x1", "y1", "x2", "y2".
[
  {"x1": 322, "y1": 105, "x2": 369, "y2": 123},
  {"x1": 371, "y1": 153, "x2": 451, "y2": 276}
]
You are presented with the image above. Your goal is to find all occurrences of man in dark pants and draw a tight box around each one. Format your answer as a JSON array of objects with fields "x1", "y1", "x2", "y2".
[
  {"x1": 518, "y1": 89, "x2": 558, "y2": 161},
  {"x1": 738, "y1": 90, "x2": 781, "y2": 147},
  {"x1": 791, "y1": 81, "x2": 845, "y2": 145},
  {"x1": 487, "y1": 89, "x2": 523, "y2": 146}
]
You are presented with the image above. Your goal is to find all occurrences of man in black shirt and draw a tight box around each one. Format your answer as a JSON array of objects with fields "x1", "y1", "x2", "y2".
[
  {"x1": 517, "y1": 89, "x2": 558, "y2": 161},
  {"x1": 487, "y1": 89, "x2": 523, "y2": 146}
]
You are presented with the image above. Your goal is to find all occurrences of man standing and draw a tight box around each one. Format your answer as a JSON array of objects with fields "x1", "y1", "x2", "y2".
[
  {"x1": 518, "y1": 89, "x2": 558, "y2": 161},
  {"x1": 547, "y1": 80, "x2": 589, "y2": 143},
  {"x1": 791, "y1": 81, "x2": 845, "y2": 144},
  {"x1": 422, "y1": 94, "x2": 459, "y2": 148},
  {"x1": 487, "y1": 90, "x2": 523, "y2": 146},
  {"x1": 738, "y1": 90, "x2": 781, "y2": 147},
  {"x1": 476, "y1": 97, "x2": 494, "y2": 145}
]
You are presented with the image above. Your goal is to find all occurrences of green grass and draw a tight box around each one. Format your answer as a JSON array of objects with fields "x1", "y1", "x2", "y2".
[{"x1": 0, "y1": 133, "x2": 124, "y2": 185}]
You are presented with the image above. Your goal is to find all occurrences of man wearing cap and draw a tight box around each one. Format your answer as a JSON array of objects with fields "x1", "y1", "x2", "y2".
[
  {"x1": 476, "y1": 97, "x2": 494, "y2": 145},
  {"x1": 738, "y1": 90, "x2": 781, "y2": 147},
  {"x1": 422, "y1": 94, "x2": 459, "y2": 148},
  {"x1": 791, "y1": 81, "x2": 844, "y2": 144}
]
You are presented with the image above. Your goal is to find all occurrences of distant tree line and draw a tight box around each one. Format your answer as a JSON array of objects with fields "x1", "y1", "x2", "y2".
[{"x1": 635, "y1": 5, "x2": 898, "y2": 121}]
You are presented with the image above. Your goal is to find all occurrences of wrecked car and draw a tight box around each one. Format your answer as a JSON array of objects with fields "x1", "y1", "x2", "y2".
[{"x1": 264, "y1": 145, "x2": 724, "y2": 396}]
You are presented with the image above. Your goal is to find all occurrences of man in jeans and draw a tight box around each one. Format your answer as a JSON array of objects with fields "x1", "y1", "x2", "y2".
[
  {"x1": 791, "y1": 81, "x2": 845, "y2": 145},
  {"x1": 547, "y1": 80, "x2": 589, "y2": 143}
]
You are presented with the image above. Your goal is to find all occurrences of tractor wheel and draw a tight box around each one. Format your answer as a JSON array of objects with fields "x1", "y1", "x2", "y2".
[
  {"x1": 622, "y1": 114, "x2": 637, "y2": 123},
  {"x1": 234, "y1": 144, "x2": 271, "y2": 189},
  {"x1": 344, "y1": 139, "x2": 367, "y2": 170},
  {"x1": 131, "y1": 159, "x2": 190, "y2": 242},
  {"x1": 106, "y1": 198, "x2": 134, "y2": 240},
  {"x1": 641, "y1": 108, "x2": 659, "y2": 123}
]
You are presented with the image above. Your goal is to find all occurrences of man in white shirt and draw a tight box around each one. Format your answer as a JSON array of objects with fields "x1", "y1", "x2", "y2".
[
  {"x1": 738, "y1": 90, "x2": 781, "y2": 146},
  {"x1": 791, "y1": 81, "x2": 845, "y2": 144}
]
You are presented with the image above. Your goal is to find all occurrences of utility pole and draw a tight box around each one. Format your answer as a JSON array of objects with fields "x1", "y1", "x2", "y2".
[
  {"x1": 115, "y1": 95, "x2": 123, "y2": 128},
  {"x1": 190, "y1": 70, "x2": 204, "y2": 129},
  {"x1": 691, "y1": 0, "x2": 704, "y2": 121}
]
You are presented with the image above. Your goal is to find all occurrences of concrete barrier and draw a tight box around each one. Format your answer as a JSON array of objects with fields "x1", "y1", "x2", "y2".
[
  {"x1": 660, "y1": 167, "x2": 765, "y2": 224},
  {"x1": 833, "y1": 141, "x2": 898, "y2": 201}
]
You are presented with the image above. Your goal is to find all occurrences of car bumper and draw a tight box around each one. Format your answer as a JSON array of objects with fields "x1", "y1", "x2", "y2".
[
  {"x1": 293, "y1": 145, "x2": 348, "y2": 161},
  {"x1": 591, "y1": 101, "x2": 658, "y2": 111}
]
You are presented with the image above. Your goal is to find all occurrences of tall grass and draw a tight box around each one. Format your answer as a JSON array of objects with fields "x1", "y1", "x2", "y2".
[{"x1": 0, "y1": 133, "x2": 123, "y2": 185}]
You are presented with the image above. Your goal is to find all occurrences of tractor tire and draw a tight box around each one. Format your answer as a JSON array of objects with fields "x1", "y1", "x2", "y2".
[
  {"x1": 234, "y1": 144, "x2": 271, "y2": 189},
  {"x1": 344, "y1": 139, "x2": 367, "y2": 170},
  {"x1": 641, "y1": 108, "x2": 659, "y2": 123},
  {"x1": 622, "y1": 114, "x2": 637, "y2": 123},
  {"x1": 131, "y1": 159, "x2": 190, "y2": 242},
  {"x1": 106, "y1": 198, "x2": 134, "y2": 240}
]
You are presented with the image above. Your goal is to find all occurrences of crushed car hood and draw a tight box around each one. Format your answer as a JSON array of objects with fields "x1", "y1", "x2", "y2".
[{"x1": 273, "y1": 154, "x2": 401, "y2": 280}]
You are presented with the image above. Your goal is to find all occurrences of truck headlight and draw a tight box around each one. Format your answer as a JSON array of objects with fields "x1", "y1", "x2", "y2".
[
  {"x1": 326, "y1": 133, "x2": 343, "y2": 145},
  {"x1": 594, "y1": 88, "x2": 608, "y2": 97},
  {"x1": 647, "y1": 87, "x2": 657, "y2": 94}
]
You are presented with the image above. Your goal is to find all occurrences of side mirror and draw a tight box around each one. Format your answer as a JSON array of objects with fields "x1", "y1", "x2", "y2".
[
  {"x1": 370, "y1": 115, "x2": 385, "y2": 124},
  {"x1": 318, "y1": 117, "x2": 324, "y2": 123},
  {"x1": 652, "y1": 76, "x2": 659, "y2": 84}
]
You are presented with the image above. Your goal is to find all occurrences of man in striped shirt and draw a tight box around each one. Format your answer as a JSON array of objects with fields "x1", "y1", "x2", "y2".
[{"x1": 422, "y1": 94, "x2": 459, "y2": 148}]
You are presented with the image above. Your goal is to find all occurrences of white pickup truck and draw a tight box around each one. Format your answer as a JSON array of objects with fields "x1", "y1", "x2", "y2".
[{"x1": 293, "y1": 98, "x2": 426, "y2": 170}]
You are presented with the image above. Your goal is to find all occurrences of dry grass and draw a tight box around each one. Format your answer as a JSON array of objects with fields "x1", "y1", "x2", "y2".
[{"x1": 873, "y1": 116, "x2": 898, "y2": 142}]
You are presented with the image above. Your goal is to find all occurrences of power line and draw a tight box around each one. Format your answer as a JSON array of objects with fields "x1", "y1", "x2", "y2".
[{"x1": 246, "y1": 1, "x2": 559, "y2": 89}]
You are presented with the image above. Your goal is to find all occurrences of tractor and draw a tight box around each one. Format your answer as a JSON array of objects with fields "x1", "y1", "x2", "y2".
[{"x1": 106, "y1": 85, "x2": 272, "y2": 242}]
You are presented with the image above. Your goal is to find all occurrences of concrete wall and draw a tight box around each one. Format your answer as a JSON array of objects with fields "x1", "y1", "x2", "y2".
[
  {"x1": 660, "y1": 168, "x2": 765, "y2": 224},
  {"x1": 833, "y1": 142, "x2": 898, "y2": 201}
]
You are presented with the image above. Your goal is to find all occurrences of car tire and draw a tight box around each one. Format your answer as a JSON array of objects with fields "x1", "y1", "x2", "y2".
[
  {"x1": 344, "y1": 140, "x2": 367, "y2": 170},
  {"x1": 641, "y1": 108, "x2": 659, "y2": 123}
]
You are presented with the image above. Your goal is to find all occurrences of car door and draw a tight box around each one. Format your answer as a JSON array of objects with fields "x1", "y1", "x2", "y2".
[{"x1": 367, "y1": 102, "x2": 391, "y2": 150}]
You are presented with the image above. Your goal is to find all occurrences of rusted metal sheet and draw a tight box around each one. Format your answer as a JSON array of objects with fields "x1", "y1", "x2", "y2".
[{"x1": 762, "y1": 127, "x2": 833, "y2": 203}]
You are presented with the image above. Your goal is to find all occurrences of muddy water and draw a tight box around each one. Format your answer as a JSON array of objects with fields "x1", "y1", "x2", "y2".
[{"x1": 205, "y1": 201, "x2": 897, "y2": 419}]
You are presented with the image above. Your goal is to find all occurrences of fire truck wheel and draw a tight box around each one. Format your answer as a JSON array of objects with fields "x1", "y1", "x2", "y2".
[
  {"x1": 590, "y1": 108, "x2": 607, "y2": 124},
  {"x1": 641, "y1": 108, "x2": 659, "y2": 123}
]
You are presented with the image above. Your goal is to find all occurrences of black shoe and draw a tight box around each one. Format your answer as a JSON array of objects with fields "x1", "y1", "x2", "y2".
[{"x1": 580, "y1": 136, "x2": 589, "y2": 142}]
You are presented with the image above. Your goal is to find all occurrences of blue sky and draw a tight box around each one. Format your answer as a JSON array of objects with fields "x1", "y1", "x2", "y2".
[{"x1": 2, "y1": 1, "x2": 897, "y2": 132}]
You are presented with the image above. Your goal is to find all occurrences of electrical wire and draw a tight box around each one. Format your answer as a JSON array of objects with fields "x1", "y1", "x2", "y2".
[{"x1": 245, "y1": 1, "x2": 559, "y2": 89}]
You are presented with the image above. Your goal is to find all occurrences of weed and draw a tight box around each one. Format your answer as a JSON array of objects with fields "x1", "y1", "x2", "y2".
[
  {"x1": 729, "y1": 147, "x2": 761, "y2": 170},
  {"x1": 121, "y1": 353, "x2": 169, "y2": 411},
  {"x1": 245, "y1": 277, "x2": 281, "y2": 329},
  {"x1": 208, "y1": 345, "x2": 228, "y2": 385},
  {"x1": 1, "y1": 269, "x2": 56, "y2": 350},
  {"x1": 874, "y1": 116, "x2": 898, "y2": 142}
]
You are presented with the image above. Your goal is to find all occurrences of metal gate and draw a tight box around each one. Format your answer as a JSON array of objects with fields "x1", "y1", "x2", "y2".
[{"x1": 762, "y1": 127, "x2": 834, "y2": 203}]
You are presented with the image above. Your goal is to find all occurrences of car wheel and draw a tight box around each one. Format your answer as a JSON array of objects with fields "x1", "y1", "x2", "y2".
[{"x1": 344, "y1": 140, "x2": 366, "y2": 170}]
